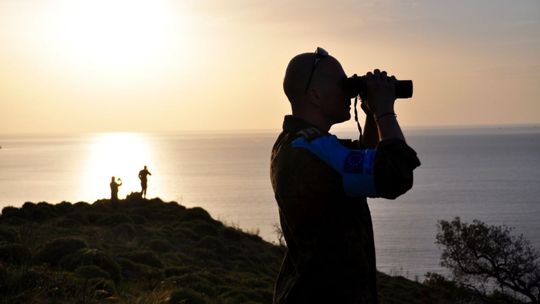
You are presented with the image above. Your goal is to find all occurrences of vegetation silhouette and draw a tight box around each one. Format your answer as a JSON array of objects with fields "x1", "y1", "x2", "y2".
[
  {"x1": 437, "y1": 217, "x2": 540, "y2": 303},
  {"x1": 0, "y1": 198, "x2": 531, "y2": 303}
]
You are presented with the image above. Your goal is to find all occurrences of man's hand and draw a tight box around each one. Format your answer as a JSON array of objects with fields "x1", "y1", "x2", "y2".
[{"x1": 363, "y1": 69, "x2": 397, "y2": 117}]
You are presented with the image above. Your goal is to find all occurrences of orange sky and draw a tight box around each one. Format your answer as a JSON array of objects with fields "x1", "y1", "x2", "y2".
[{"x1": 1, "y1": 0, "x2": 539, "y2": 134}]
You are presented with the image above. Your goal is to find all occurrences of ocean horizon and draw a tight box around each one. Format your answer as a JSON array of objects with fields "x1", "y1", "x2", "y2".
[{"x1": 1, "y1": 125, "x2": 539, "y2": 278}]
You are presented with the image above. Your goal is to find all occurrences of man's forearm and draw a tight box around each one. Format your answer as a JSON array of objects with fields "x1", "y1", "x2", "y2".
[
  {"x1": 376, "y1": 115, "x2": 405, "y2": 142},
  {"x1": 362, "y1": 115, "x2": 379, "y2": 148}
]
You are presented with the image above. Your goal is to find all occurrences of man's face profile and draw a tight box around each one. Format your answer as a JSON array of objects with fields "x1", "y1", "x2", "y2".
[{"x1": 308, "y1": 58, "x2": 351, "y2": 125}]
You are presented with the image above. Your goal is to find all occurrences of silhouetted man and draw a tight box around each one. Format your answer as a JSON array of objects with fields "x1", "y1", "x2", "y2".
[
  {"x1": 110, "y1": 176, "x2": 122, "y2": 204},
  {"x1": 138, "y1": 165, "x2": 152, "y2": 198},
  {"x1": 270, "y1": 48, "x2": 420, "y2": 303}
]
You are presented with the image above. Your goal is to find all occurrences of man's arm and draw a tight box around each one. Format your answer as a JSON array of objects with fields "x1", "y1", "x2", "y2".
[
  {"x1": 361, "y1": 107, "x2": 379, "y2": 148},
  {"x1": 363, "y1": 69, "x2": 419, "y2": 199},
  {"x1": 363, "y1": 69, "x2": 405, "y2": 142}
]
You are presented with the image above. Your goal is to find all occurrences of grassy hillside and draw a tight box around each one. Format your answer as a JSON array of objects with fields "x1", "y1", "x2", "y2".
[{"x1": 0, "y1": 195, "x2": 508, "y2": 303}]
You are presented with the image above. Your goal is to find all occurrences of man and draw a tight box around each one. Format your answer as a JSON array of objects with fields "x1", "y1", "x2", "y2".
[
  {"x1": 270, "y1": 48, "x2": 420, "y2": 303},
  {"x1": 138, "y1": 165, "x2": 152, "y2": 198},
  {"x1": 110, "y1": 176, "x2": 122, "y2": 204}
]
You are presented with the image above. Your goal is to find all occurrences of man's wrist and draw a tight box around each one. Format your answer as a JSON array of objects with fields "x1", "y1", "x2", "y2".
[{"x1": 375, "y1": 112, "x2": 397, "y2": 122}]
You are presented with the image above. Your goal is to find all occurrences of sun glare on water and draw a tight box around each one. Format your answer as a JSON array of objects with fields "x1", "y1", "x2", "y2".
[{"x1": 80, "y1": 133, "x2": 155, "y2": 200}]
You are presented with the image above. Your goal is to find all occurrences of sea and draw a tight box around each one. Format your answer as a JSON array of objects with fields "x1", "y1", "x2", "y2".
[{"x1": 1, "y1": 126, "x2": 539, "y2": 279}]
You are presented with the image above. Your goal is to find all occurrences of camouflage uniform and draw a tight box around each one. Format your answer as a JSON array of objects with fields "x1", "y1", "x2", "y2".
[{"x1": 271, "y1": 115, "x2": 421, "y2": 304}]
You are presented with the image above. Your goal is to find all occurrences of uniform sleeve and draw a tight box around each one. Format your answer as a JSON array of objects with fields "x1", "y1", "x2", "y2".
[
  {"x1": 292, "y1": 135, "x2": 378, "y2": 197},
  {"x1": 373, "y1": 139, "x2": 420, "y2": 199},
  {"x1": 292, "y1": 135, "x2": 420, "y2": 199}
]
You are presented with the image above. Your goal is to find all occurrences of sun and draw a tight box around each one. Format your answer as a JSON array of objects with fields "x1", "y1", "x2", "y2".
[{"x1": 33, "y1": 0, "x2": 192, "y2": 78}]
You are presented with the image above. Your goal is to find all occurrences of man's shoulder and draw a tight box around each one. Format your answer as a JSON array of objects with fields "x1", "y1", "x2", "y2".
[{"x1": 295, "y1": 127, "x2": 323, "y2": 142}]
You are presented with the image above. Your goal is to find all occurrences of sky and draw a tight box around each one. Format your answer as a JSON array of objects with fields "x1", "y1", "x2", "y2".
[{"x1": 0, "y1": 0, "x2": 539, "y2": 134}]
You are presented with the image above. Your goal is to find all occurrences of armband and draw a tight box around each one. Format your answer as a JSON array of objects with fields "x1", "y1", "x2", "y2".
[{"x1": 292, "y1": 134, "x2": 377, "y2": 197}]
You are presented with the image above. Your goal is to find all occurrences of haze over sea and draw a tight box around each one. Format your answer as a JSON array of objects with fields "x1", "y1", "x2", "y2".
[{"x1": 1, "y1": 125, "x2": 539, "y2": 278}]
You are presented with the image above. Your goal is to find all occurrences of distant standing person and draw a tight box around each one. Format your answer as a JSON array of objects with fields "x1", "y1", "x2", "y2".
[
  {"x1": 110, "y1": 176, "x2": 122, "y2": 204},
  {"x1": 138, "y1": 165, "x2": 152, "y2": 198}
]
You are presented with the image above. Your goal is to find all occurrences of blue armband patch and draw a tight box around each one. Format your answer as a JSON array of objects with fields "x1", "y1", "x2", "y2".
[{"x1": 292, "y1": 134, "x2": 377, "y2": 198}]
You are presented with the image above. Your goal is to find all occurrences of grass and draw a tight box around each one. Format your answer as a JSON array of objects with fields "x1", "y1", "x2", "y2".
[{"x1": 0, "y1": 196, "x2": 512, "y2": 303}]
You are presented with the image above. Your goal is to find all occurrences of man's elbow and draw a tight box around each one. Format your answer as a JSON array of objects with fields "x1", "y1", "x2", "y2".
[
  {"x1": 373, "y1": 139, "x2": 421, "y2": 199},
  {"x1": 375, "y1": 171, "x2": 414, "y2": 200}
]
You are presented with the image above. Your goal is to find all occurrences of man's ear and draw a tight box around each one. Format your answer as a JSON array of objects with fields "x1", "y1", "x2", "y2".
[{"x1": 306, "y1": 88, "x2": 322, "y2": 107}]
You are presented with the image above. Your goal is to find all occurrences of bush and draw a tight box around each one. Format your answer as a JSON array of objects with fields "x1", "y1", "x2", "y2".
[
  {"x1": 437, "y1": 217, "x2": 540, "y2": 303},
  {"x1": 54, "y1": 201, "x2": 73, "y2": 214},
  {"x1": 21, "y1": 202, "x2": 51, "y2": 221},
  {"x1": 0, "y1": 266, "x2": 43, "y2": 297},
  {"x1": 182, "y1": 207, "x2": 212, "y2": 222},
  {"x1": 198, "y1": 236, "x2": 225, "y2": 254},
  {"x1": 191, "y1": 221, "x2": 219, "y2": 237},
  {"x1": 98, "y1": 214, "x2": 134, "y2": 225},
  {"x1": 88, "y1": 277, "x2": 116, "y2": 295},
  {"x1": 117, "y1": 257, "x2": 143, "y2": 279},
  {"x1": 221, "y1": 227, "x2": 243, "y2": 241},
  {"x1": 173, "y1": 227, "x2": 198, "y2": 242},
  {"x1": 122, "y1": 251, "x2": 163, "y2": 268},
  {"x1": 112, "y1": 223, "x2": 137, "y2": 241},
  {"x1": 169, "y1": 287, "x2": 210, "y2": 304},
  {"x1": 59, "y1": 248, "x2": 121, "y2": 281},
  {"x1": 0, "y1": 243, "x2": 31, "y2": 265},
  {"x1": 84, "y1": 212, "x2": 102, "y2": 223},
  {"x1": 0, "y1": 226, "x2": 18, "y2": 243},
  {"x1": 148, "y1": 239, "x2": 175, "y2": 252},
  {"x1": 75, "y1": 265, "x2": 111, "y2": 279},
  {"x1": 1, "y1": 206, "x2": 21, "y2": 219},
  {"x1": 130, "y1": 214, "x2": 146, "y2": 224},
  {"x1": 34, "y1": 237, "x2": 88, "y2": 265},
  {"x1": 56, "y1": 218, "x2": 81, "y2": 228},
  {"x1": 164, "y1": 266, "x2": 192, "y2": 278}
]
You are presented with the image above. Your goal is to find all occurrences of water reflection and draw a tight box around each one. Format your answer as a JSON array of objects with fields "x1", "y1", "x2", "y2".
[{"x1": 80, "y1": 133, "x2": 155, "y2": 200}]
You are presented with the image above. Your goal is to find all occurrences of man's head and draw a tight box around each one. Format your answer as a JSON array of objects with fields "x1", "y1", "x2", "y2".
[{"x1": 283, "y1": 48, "x2": 351, "y2": 128}]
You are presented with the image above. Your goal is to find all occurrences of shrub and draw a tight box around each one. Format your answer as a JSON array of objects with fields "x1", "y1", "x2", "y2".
[
  {"x1": 75, "y1": 265, "x2": 111, "y2": 279},
  {"x1": 437, "y1": 217, "x2": 540, "y2": 303},
  {"x1": 21, "y1": 202, "x2": 50, "y2": 221},
  {"x1": 88, "y1": 277, "x2": 116, "y2": 295},
  {"x1": 0, "y1": 243, "x2": 31, "y2": 265},
  {"x1": 1, "y1": 206, "x2": 21, "y2": 219},
  {"x1": 54, "y1": 201, "x2": 73, "y2": 214},
  {"x1": 0, "y1": 226, "x2": 18, "y2": 243},
  {"x1": 112, "y1": 223, "x2": 137, "y2": 241},
  {"x1": 148, "y1": 239, "x2": 175, "y2": 252},
  {"x1": 63, "y1": 212, "x2": 90, "y2": 225},
  {"x1": 122, "y1": 251, "x2": 163, "y2": 268},
  {"x1": 173, "y1": 227, "x2": 198, "y2": 242},
  {"x1": 168, "y1": 287, "x2": 210, "y2": 304},
  {"x1": 34, "y1": 237, "x2": 88, "y2": 265},
  {"x1": 98, "y1": 214, "x2": 134, "y2": 226},
  {"x1": 221, "y1": 227, "x2": 243, "y2": 241},
  {"x1": 56, "y1": 218, "x2": 81, "y2": 229},
  {"x1": 164, "y1": 266, "x2": 192, "y2": 278},
  {"x1": 59, "y1": 248, "x2": 121, "y2": 282},
  {"x1": 198, "y1": 236, "x2": 225, "y2": 254},
  {"x1": 182, "y1": 207, "x2": 212, "y2": 222},
  {"x1": 191, "y1": 221, "x2": 219, "y2": 237},
  {"x1": 130, "y1": 214, "x2": 146, "y2": 224},
  {"x1": 84, "y1": 212, "x2": 102, "y2": 223},
  {"x1": 73, "y1": 202, "x2": 91, "y2": 212},
  {"x1": 0, "y1": 266, "x2": 43, "y2": 297},
  {"x1": 117, "y1": 257, "x2": 143, "y2": 279}
]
